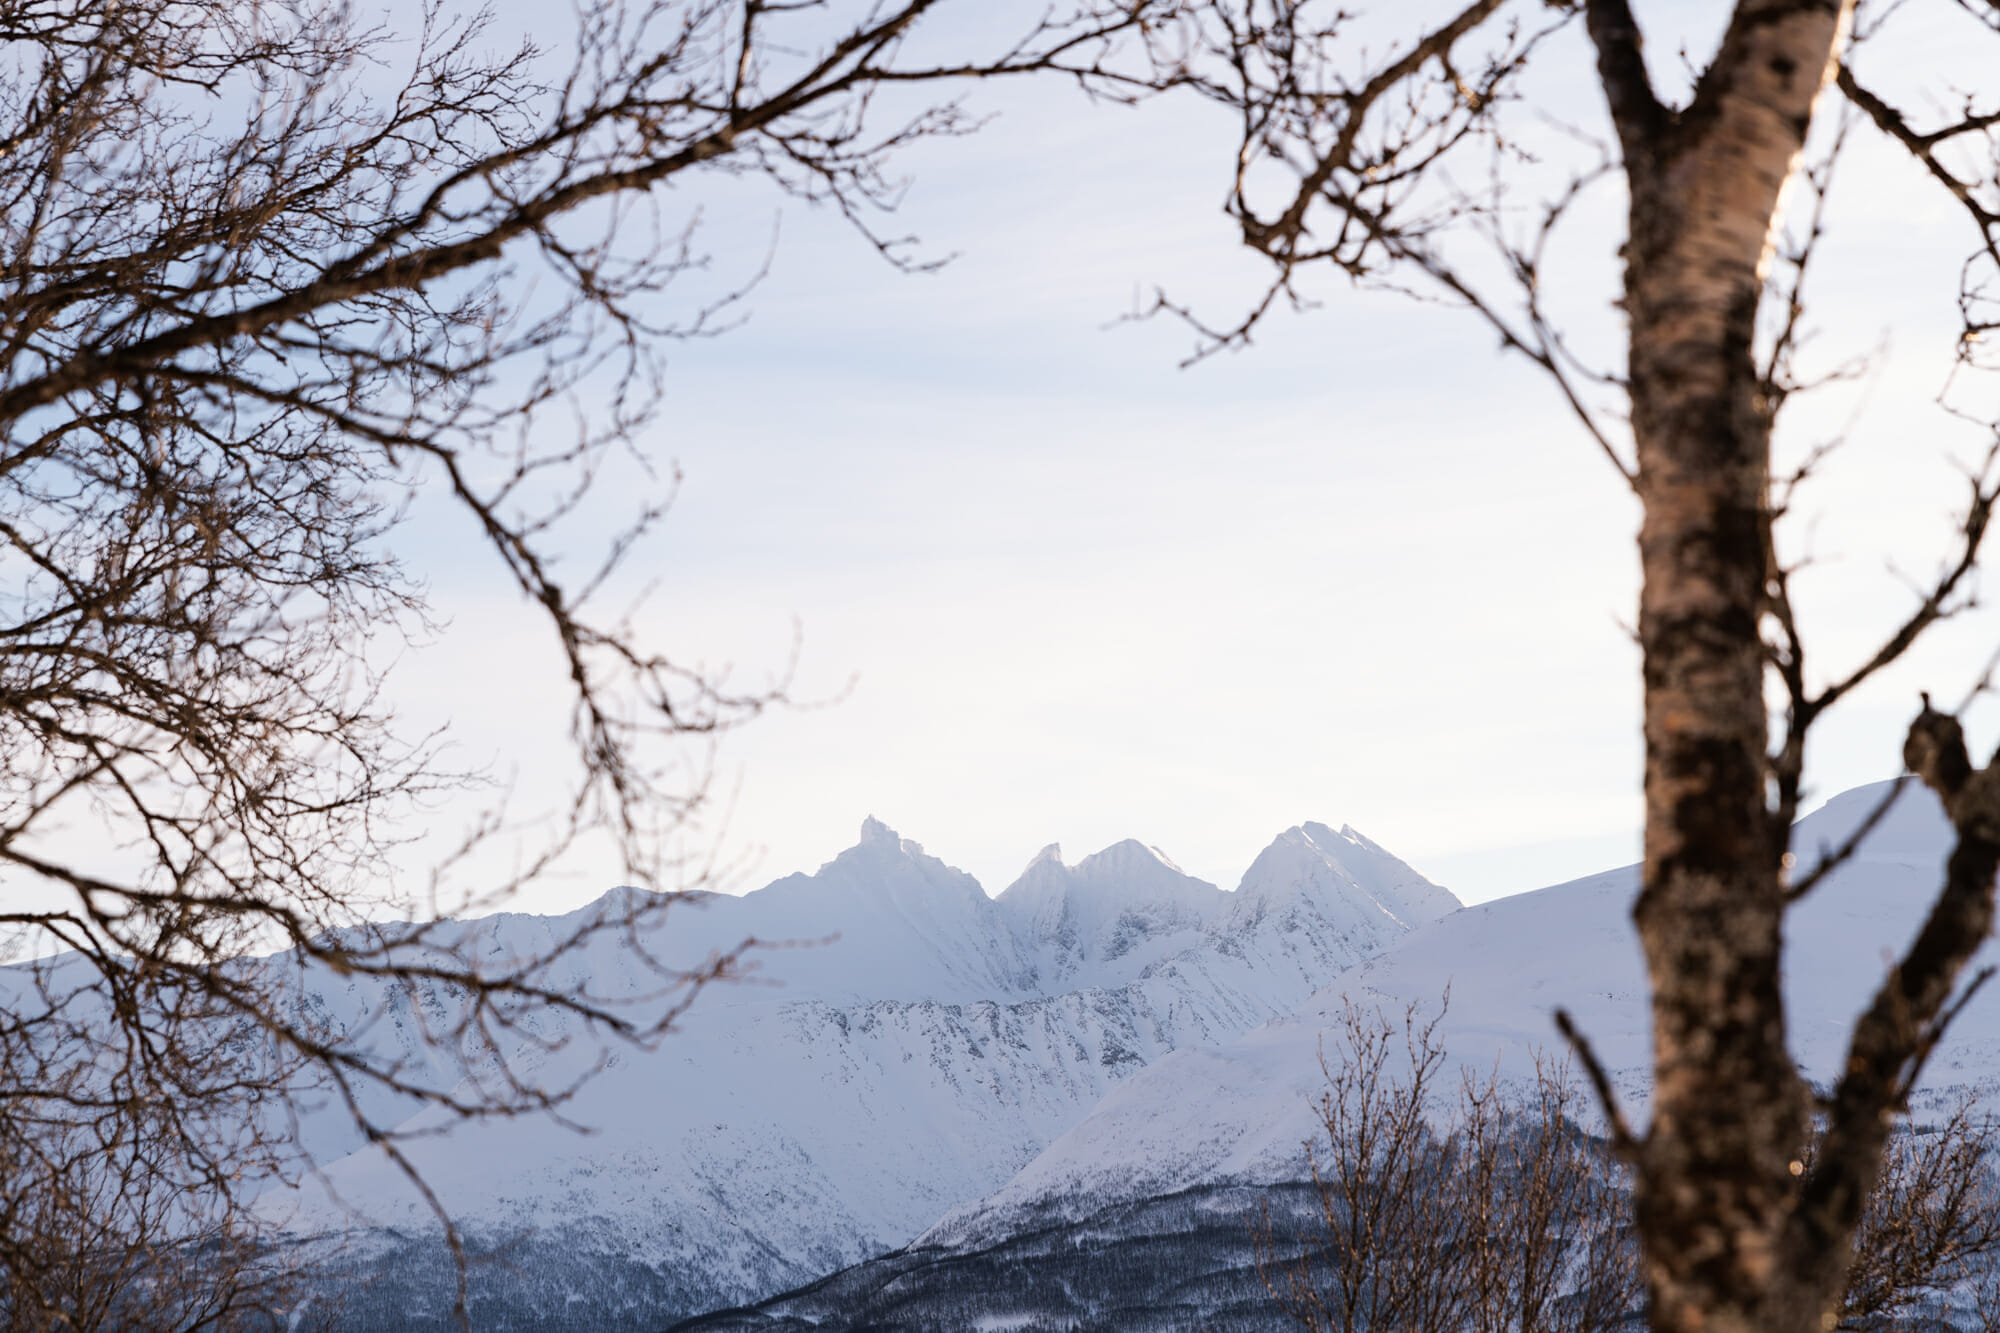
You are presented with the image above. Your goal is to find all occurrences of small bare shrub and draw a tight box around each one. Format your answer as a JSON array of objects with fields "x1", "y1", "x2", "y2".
[
  {"x1": 1261, "y1": 1000, "x2": 1639, "y2": 1333},
  {"x1": 1269, "y1": 1003, "x2": 2000, "y2": 1333}
]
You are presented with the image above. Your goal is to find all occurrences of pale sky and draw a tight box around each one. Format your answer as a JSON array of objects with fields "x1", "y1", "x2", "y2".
[{"x1": 385, "y1": 1, "x2": 2000, "y2": 911}]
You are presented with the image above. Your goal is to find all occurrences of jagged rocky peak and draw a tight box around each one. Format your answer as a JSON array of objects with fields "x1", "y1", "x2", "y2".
[
  {"x1": 844, "y1": 814, "x2": 930, "y2": 866},
  {"x1": 858, "y1": 813, "x2": 902, "y2": 846},
  {"x1": 708, "y1": 816, "x2": 1037, "y2": 1005},
  {"x1": 1077, "y1": 837, "x2": 1185, "y2": 875},
  {"x1": 1306, "y1": 821, "x2": 1457, "y2": 909},
  {"x1": 996, "y1": 838, "x2": 1225, "y2": 986},
  {"x1": 998, "y1": 842, "x2": 1071, "y2": 913},
  {"x1": 1232, "y1": 821, "x2": 1460, "y2": 929},
  {"x1": 999, "y1": 839, "x2": 1215, "y2": 907},
  {"x1": 807, "y1": 816, "x2": 986, "y2": 902}
]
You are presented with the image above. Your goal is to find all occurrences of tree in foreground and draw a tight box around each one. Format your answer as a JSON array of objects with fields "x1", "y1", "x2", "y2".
[
  {"x1": 1102, "y1": 0, "x2": 2000, "y2": 1328},
  {"x1": 0, "y1": 1, "x2": 1165, "y2": 1326}
]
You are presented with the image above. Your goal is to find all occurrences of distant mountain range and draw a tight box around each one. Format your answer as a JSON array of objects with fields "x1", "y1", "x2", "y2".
[
  {"x1": 267, "y1": 816, "x2": 1459, "y2": 1330},
  {"x1": 671, "y1": 781, "x2": 2000, "y2": 1333},
  {"x1": 246, "y1": 780, "x2": 2000, "y2": 1331}
]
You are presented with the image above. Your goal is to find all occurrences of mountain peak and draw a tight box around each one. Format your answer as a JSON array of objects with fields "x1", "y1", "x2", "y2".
[
  {"x1": 1234, "y1": 822, "x2": 1459, "y2": 928},
  {"x1": 859, "y1": 815, "x2": 901, "y2": 846},
  {"x1": 1076, "y1": 838, "x2": 1185, "y2": 876}
]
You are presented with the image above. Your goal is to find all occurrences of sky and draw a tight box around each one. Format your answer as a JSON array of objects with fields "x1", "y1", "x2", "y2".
[{"x1": 383, "y1": 0, "x2": 2000, "y2": 911}]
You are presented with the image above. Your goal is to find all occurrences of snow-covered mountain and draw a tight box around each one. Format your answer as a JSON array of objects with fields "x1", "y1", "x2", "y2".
[
  {"x1": 252, "y1": 777, "x2": 2000, "y2": 1333},
  {"x1": 272, "y1": 816, "x2": 1460, "y2": 1329},
  {"x1": 675, "y1": 780, "x2": 2000, "y2": 1333},
  {"x1": 997, "y1": 823, "x2": 1455, "y2": 994},
  {"x1": 915, "y1": 780, "x2": 1997, "y2": 1255}
]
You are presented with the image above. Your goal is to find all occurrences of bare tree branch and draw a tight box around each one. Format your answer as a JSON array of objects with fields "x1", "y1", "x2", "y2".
[
  {"x1": 1554, "y1": 1005, "x2": 1640, "y2": 1158},
  {"x1": 1583, "y1": 0, "x2": 1666, "y2": 157},
  {"x1": 1785, "y1": 775, "x2": 1908, "y2": 903}
]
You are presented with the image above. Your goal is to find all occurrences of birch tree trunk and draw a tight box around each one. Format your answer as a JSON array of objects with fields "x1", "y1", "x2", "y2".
[{"x1": 1596, "y1": 3, "x2": 1853, "y2": 1328}]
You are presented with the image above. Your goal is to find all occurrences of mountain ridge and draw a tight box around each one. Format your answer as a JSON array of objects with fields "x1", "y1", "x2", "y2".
[
  {"x1": 917, "y1": 779, "x2": 1987, "y2": 1255},
  {"x1": 671, "y1": 780, "x2": 2000, "y2": 1333},
  {"x1": 261, "y1": 813, "x2": 1461, "y2": 1329}
]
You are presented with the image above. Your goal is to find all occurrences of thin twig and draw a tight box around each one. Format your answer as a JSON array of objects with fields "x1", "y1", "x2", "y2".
[
  {"x1": 1787, "y1": 776, "x2": 1910, "y2": 903},
  {"x1": 1554, "y1": 1007, "x2": 1639, "y2": 1158}
]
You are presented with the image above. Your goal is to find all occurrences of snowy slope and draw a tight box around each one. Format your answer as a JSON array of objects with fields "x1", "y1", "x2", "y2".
[
  {"x1": 265, "y1": 815, "x2": 1460, "y2": 1326},
  {"x1": 922, "y1": 780, "x2": 1992, "y2": 1252}
]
